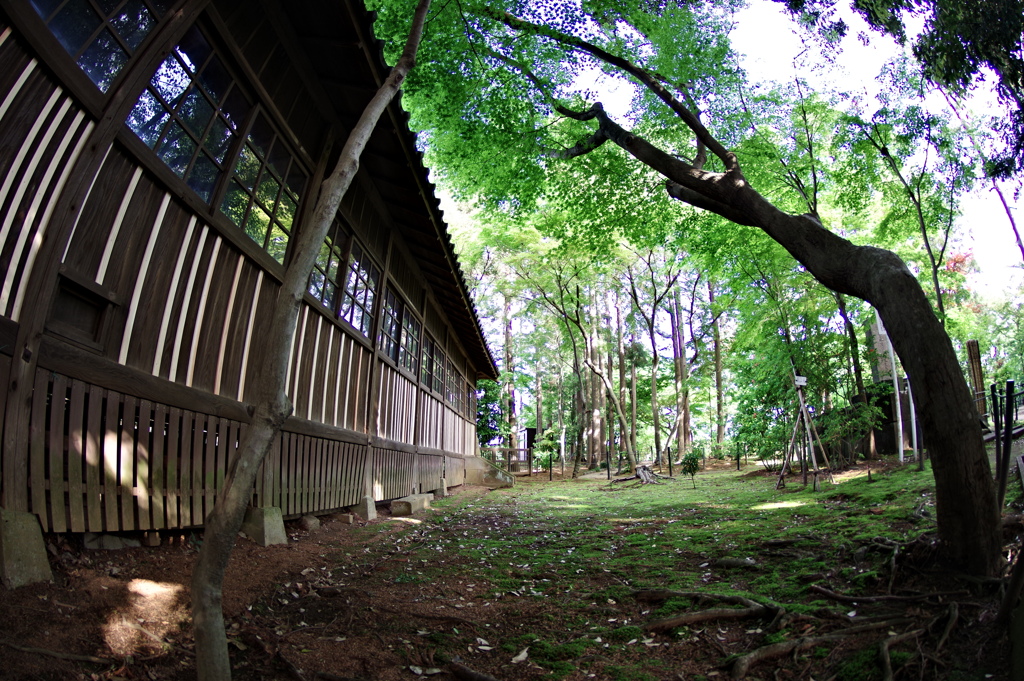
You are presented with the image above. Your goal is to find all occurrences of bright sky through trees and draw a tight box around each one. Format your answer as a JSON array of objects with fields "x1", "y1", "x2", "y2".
[{"x1": 731, "y1": 0, "x2": 1022, "y2": 298}]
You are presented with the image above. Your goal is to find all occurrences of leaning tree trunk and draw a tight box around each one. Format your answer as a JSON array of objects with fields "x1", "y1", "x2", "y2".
[
  {"x1": 745, "y1": 191, "x2": 1000, "y2": 575},
  {"x1": 190, "y1": 3, "x2": 432, "y2": 679},
  {"x1": 590, "y1": 106, "x2": 1000, "y2": 575},
  {"x1": 488, "y1": 0, "x2": 999, "y2": 577}
]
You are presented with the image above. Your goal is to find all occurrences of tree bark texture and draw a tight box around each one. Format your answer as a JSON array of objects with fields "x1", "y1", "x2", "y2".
[{"x1": 191, "y1": 2, "x2": 433, "y2": 678}]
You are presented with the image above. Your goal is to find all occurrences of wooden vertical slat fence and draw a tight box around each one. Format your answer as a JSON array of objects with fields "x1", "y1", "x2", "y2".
[{"x1": 21, "y1": 366, "x2": 475, "y2": 532}]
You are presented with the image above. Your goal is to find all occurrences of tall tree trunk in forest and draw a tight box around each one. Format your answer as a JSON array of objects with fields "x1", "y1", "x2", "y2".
[
  {"x1": 670, "y1": 290, "x2": 691, "y2": 456},
  {"x1": 503, "y1": 297, "x2": 518, "y2": 453},
  {"x1": 190, "y1": 3, "x2": 432, "y2": 679},
  {"x1": 709, "y1": 282, "x2": 725, "y2": 446},
  {"x1": 835, "y1": 292, "x2": 875, "y2": 459},
  {"x1": 572, "y1": 358, "x2": 586, "y2": 478},
  {"x1": 536, "y1": 364, "x2": 544, "y2": 435},
  {"x1": 630, "y1": 332, "x2": 638, "y2": 460},
  {"x1": 615, "y1": 292, "x2": 629, "y2": 460}
]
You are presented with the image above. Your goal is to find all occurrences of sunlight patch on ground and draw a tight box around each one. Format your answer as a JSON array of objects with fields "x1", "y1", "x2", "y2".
[
  {"x1": 389, "y1": 517, "x2": 423, "y2": 525},
  {"x1": 751, "y1": 500, "x2": 808, "y2": 510},
  {"x1": 103, "y1": 579, "x2": 186, "y2": 656}
]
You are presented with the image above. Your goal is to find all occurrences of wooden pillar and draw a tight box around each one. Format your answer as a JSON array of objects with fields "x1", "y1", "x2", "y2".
[{"x1": 966, "y1": 339, "x2": 986, "y2": 418}]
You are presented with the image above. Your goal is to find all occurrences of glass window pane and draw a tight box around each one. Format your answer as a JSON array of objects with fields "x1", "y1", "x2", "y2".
[
  {"x1": 256, "y1": 172, "x2": 280, "y2": 211},
  {"x1": 308, "y1": 269, "x2": 324, "y2": 299},
  {"x1": 314, "y1": 242, "x2": 330, "y2": 272},
  {"x1": 186, "y1": 151, "x2": 218, "y2": 202},
  {"x1": 327, "y1": 255, "x2": 339, "y2": 281},
  {"x1": 175, "y1": 25, "x2": 211, "y2": 74},
  {"x1": 267, "y1": 139, "x2": 291, "y2": 178},
  {"x1": 95, "y1": 0, "x2": 123, "y2": 14},
  {"x1": 51, "y1": 1, "x2": 101, "y2": 55},
  {"x1": 205, "y1": 117, "x2": 233, "y2": 164},
  {"x1": 76, "y1": 28, "x2": 128, "y2": 91},
  {"x1": 324, "y1": 281, "x2": 336, "y2": 310},
  {"x1": 30, "y1": 0, "x2": 63, "y2": 21},
  {"x1": 151, "y1": 54, "x2": 190, "y2": 106},
  {"x1": 248, "y1": 114, "x2": 274, "y2": 158},
  {"x1": 220, "y1": 87, "x2": 250, "y2": 131},
  {"x1": 220, "y1": 179, "x2": 248, "y2": 227},
  {"x1": 285, "y1": 164, "x2": 307, "y2": 200},
  {"x1": 198, "y1": 55, "x2": 232, "y2": 104},
  {"x1": 157, "y1": 121, "x2": 196, "y2": 177},
  {"x1": 178, "y1": 88, "x2": 214, "y2": 137},
  {"x1": 234, "y1": 144, "x2": 260, "y2": 190},
  {"x1": 244, "y1": 204, "x2": 270, "y2": 248},
  {"x1": 147, "y1": 0, "x2": 170, "y2": 15},
  {"x1": 277, "y1": 192, "x2": 297, "y2": 232},
  {"x1": 110, "y1": 0, "x2": 154, "y2": 51},
  {"x1": 127, "y1": 89, "x2": 168, "y2": 147}
]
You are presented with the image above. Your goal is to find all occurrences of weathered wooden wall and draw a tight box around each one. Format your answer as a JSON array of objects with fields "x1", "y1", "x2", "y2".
[{"x1": 0, "y1": 0, "x2": 491, "y2": 532}]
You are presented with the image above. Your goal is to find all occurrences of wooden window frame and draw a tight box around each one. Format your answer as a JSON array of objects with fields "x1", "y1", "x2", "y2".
[
  {"x1": 337, "y1": 241, "x2": 380, "y2": 339},
  {"x1": 30, "y1": 0, "x2": 171, "y2": 94}
]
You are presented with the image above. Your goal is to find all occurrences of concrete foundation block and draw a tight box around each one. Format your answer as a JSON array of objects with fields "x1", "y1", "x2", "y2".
[
  {"x1": 241, "y1": 506, "x2": 288, "y2": 546},
  {"x1": 434, "y1": 479, "x2": 449, "y2": 498},
  {"x1": 391, "y1": 493, "x2": 432, "y2": 517},
  {"x1": 352, "y1": 496, "x2": 377, "y2": 521},
  {"x1": 0, "y1": 509, "x2": 52, "y2": 589},
  {"x1": 335, "y1": 513, "x2": 355, "y2": 524},
  {"x1": 143, "y1": 531, "x2": 161, "y2": 547},
  {"x1": 299, "y1": 515, "x2": 320, "y2": 532}
]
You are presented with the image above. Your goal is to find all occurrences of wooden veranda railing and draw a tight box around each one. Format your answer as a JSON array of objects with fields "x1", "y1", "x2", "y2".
[
  {"x1": 480, "y1": 447, "x2": 533, "y2": 475},
  {"x1": 993, "y1": 380, "x2": 1024, "y2": 508}
]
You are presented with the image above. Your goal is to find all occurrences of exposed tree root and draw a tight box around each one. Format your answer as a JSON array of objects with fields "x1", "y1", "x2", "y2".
[
  {"x1": 934, "y1": 602, "x2": 958, "y2": 652},
  {"x1": 808, "y1": 584, "x2": 968, "y2": 603},
  {"x1": 878, "y1": 629, "x2": 924, "y2": 681},
  {"x1": 450, "y1": 657, "x2": 502, "y2": 681},
  {"x1": 0, "y1": 640, "x2": 113, "y2": 665},
  {"x1": 633, "y1": 590, "x2": 782, "y2": 633},
  {"x1": 729, "y1": 619, "x2": 915, "y2": 679}
]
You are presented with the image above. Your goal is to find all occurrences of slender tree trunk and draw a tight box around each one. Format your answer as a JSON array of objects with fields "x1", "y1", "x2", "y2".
[
  {"x1": 190, "y1": 4, "x2": 432, "y2": 679},
  {"x1": 630, "y1": 332, "x2": 638, "y2": 461},
  {"x1": 709, "y1": 281, "x2": 725, "y2": 446},
  {"x1": 503, "y1": 297, "x2": 518, "y2": 453}
]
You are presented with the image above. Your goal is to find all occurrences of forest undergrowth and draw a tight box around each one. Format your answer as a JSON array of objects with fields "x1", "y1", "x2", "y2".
[
  {"x1": 2, "y1": 458, "x2": 1017, "y2": 681},
  {"x1": 284, "y1": 459, "x2": 1017, "y2": 681}
]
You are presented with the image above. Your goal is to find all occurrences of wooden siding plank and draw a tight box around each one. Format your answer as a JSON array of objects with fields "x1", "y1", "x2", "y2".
[
  {"x1": 120, "y1": 395, "x2": 136, "y2": 531},
  {"x1": 151, "y1": 403, "x2": 167, "y2": 530},
  {"x1": 135, "y1": 400, "x2": 153, "y2": 531},
  {"x1": 179, "y1": 411, "x2": 194, "y2": 528},
  {"x1": 6, "y1": 106, "x2": 89, "y2": 321},
  {"x1": 237, "y1": 269, "x2": 264, "y2": 402},
  {"x1": 169, "y1": 225, "x2": 210, "y2": 383},
  {"x1": 165, "y1": 407, "x2": 181, "y2": 529},
  {"x1": 117, "y1": 194, "x2": 171, "y2": 365},
  {"x1": 186, "y1": 237, "x2": 224, "y2": 389},
  {"x1": 204, "y1": 416, "x2": 218, "y2": 522},
  {"x1": 102, "y1": 391, "x2": 119, "y2": 531},
  {"x1": 67, "y1": 379, "x2": 86, "y2": 532},
  {"x1": 84, "y1": 385, "x2": 103, "y2": 530},
  {"x1": 48, "y1": 373, "x2": 69, "y2": 532},
  {"x1": 96, "y1": 167, "x2": 144, "y2": 284},
  {"x1": 214, "y1": 254, "x2": 246, "y2": 395},
  {"x1": 152, "y1": 215, "x2": 198, "y2": 377},
  {"x1": 29, "y1": 369, "x2": 48, "y2": 524},
  {"x1": 190, "y1": 412, "x2": 205, "y2": 526}
]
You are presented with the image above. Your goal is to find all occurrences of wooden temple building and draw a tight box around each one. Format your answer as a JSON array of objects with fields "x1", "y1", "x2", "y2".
[{"x1": 0, "y1": 0, "x2": 497, "y2": 568}]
